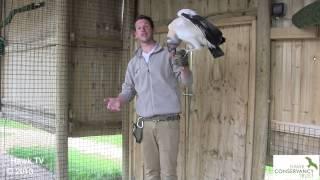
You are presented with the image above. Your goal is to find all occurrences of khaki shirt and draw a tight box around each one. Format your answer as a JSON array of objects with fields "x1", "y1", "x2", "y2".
[{"x1": 119, "y1": 43, "x2": 192, "y2": 117}]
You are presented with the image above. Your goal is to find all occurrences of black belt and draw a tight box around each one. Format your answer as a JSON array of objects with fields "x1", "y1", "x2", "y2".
[{"x1": 141, "y1": 114, "x2": 180, "y2": 122}]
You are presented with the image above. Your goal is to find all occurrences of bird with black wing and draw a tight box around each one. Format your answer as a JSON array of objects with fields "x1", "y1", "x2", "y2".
[{"x1": 167, "y1": 9, "x2": 225, "y2": 59}]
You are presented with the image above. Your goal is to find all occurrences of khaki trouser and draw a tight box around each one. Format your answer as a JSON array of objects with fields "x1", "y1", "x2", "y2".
[{"x1": 142, "y1": 119, "x2": 180, "y2": 180}]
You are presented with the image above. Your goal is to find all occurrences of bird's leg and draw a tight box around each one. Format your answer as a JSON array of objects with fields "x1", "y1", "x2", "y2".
[
  {"x1": 185, "y1": 45, "x2": 196, "y2": 56},
  {"x1": 185, "y1": 48, "x2": 191, "y2": 55},
  {"x1": 173, "y1": 49, "x2": 189, "y2": 67}
]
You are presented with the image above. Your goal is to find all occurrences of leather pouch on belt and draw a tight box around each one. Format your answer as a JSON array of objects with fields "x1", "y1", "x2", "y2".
[{"x1": 132, "y1": 118, "x2": 143, "y2": 143}]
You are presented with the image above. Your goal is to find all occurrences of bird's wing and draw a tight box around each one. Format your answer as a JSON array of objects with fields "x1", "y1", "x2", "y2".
[
  {"x1": 180, "y1": 13, "x2": 224, "y2": 46},
  {"x1": 168, "y1": 17, "x2": 204, "y2": 49},
  {"x1": 167, "y1": 18, "x2": 182, "y2": 44}
]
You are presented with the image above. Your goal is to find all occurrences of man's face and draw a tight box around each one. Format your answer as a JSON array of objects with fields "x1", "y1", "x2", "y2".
[{"x1": 134, "y1": 19, "x2": 153, "y2": 43}]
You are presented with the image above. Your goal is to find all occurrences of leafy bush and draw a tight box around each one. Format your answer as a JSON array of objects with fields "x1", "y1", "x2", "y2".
[
  {"x1": 8, "y1": 146, "x2": 122, "y2": 180},
  {"x1": 82, "y1": 135, "x2": 122, "y2": 147}
]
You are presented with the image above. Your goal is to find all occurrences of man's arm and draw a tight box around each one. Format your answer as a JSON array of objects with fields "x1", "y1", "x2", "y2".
[{"x1": 104, "y1": 61, "x2": 136, "y2": 112}]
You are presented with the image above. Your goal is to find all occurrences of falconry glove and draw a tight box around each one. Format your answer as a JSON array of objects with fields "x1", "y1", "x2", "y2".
[{"x1": 173, "y1": 49, "x2": 189, "y2": 67}]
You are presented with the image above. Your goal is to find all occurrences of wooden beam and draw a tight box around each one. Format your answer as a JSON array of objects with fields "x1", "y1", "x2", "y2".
[
  {"x1": 251, "y1": 0, "x2": 271, "y2": 180},
  {"x1": 271, "y1": 27, "x2": 319, "y2": 40},
  {"x1": 74, "y1": 35, "x2": 123, "y2": 48},
  {"x1": 211, "y1": 16, "x2": 256, "y2": 27},
  {"x1": 154, "y1": 25, "x2": 168, "y2": 33},
  {"x1": 245, "y1": 19, "x2": 257, "y2": 180},
  {"x1": 0, "y1": 0, "x2": 2, "y2": 31},
  {"x1": 154, "y1": 16, "x2": 257, "y2": 34},
  {"x1": 69, "y1": 121, "x2": 122, "y2": 137},
  {"x1": 55, "y1": 1, "x2": 69, "y2": 179},
  {"x1": 271, "y1": 120, "x2": 320, "y2": 138},
  {"x1": 0, "y1": 0, "x2": 3, "y2": 111},
  {"x1": 205, "y1": 7, "x2": 257, "y2": 20},
  {"x1": 153, "y1": 7, "x2": 257, "y2": 29}
]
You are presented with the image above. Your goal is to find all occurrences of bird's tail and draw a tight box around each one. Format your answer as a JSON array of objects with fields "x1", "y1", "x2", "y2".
[{"x1": 208, "y1": 46, "x2": 224, "y2": 58}]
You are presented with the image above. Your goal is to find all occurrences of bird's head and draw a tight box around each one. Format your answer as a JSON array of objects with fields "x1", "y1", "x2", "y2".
[
  {"x1": 166, "y1": 28, "x2": 181, "y2": 53},
  {"x1": 177, "y1": 9, "x2": 197, "y2": 17}
]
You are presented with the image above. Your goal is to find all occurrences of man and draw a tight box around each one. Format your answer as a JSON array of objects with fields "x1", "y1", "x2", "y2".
[{"x1": 105, "y1": 15, "x2": 193, "y2": 180}]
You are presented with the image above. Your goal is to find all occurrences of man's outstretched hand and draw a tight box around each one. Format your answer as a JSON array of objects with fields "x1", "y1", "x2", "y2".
[{"x1": 104, "y1": 97, "x2": 121, "y2": 112}]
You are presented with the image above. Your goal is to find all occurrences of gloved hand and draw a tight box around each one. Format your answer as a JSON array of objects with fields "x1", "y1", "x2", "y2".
[
  {"x1": 167, "y1": 43, "x2": 177, "y2": 53},
  {"x1": 172, "y1": 49, "x2": 189, "y2": 67}
]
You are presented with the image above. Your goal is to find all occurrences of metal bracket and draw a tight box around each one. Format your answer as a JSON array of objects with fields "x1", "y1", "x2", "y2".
[{"x1": 183, "y1": 93, "x2": 193, "y2": 96}]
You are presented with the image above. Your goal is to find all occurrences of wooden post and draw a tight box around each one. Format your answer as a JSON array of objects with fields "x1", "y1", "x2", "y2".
[
  {"x1": 0, "y1": 0, "x2": 6, "y2": 112},
  {"x1": 251, "y1": 0, "x2": 271, "y2": 180},
  {"x1": 0, "y1": 0, "x2": 3, "y2": 111},
  {"x1": 122, "y1": 0, "x2": 136, "y2": 179},
  {"x1": 55, "y1": 0, "x2": 69, "y2": 179}
]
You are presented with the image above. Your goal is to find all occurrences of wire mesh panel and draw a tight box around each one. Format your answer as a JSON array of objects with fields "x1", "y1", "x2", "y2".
[
  {"x1": 69, "y1": 0, "x2": 124, "y2": 132},
  {"x1": 268, "y1": 121, "x2": 320, "y2": 165},
  {"x1": 0, "y1": 0, "x2": 58, "y2": 179},
  {"x1": 0, "y1": 0, "x2": 133, "y2": 179},
  {"x1": 1, "y1": 0, "x2": 57, "y2": 132}
]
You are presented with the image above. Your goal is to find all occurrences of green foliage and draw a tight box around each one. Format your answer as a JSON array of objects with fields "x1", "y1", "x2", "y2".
[
  {"x1": 68, "y1": 148, "x2": 121, "y2": 180},
  {"x1": 0, "y1": 119, "x2": 34, "y2": 129},
  {"x1": 8, "y1": 146, "x2": 122, "y2": 180},
  {"x1": 265, "y1": 165, "x2": 273, "y2": 174},
  {"x1": 82, "y1": 135, "x2": 122, "y2": 147},
  {"x1": 8, "y1": 147, "x2": 56, "y2": 171},
  {"x1": 292, "y1": 1, "x2": 320, "y2": 28}
]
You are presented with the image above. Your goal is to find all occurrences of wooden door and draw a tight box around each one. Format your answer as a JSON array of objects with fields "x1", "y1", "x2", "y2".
[{"x1": 185, "y1": 17, "x2": 256, "y2": 180}]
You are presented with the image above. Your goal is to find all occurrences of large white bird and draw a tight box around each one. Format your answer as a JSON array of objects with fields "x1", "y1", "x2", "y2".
[{"x1": 167, "y1": 9, "x2": 225, "y2": 58}]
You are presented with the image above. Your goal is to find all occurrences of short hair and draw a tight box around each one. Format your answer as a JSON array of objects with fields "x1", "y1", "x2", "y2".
[{"x1": 134, "y1": 15, "x2": 154, "y2": 29}]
